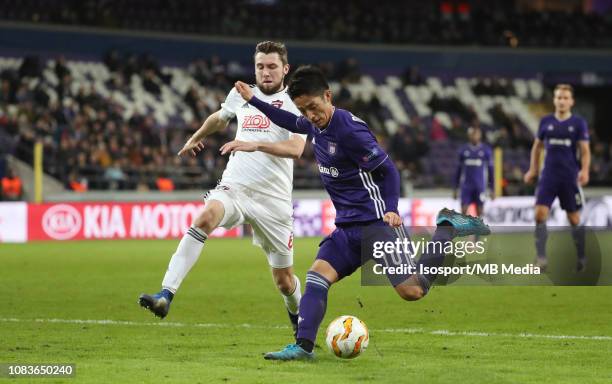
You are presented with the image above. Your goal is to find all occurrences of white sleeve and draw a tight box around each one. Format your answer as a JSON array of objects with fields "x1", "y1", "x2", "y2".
[{"x1": 219, "y1": 87, "x2": 245, "y2": 121}]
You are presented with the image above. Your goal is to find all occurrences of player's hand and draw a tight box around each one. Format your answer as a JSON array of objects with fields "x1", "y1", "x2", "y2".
[
  {"x1": 578, "y1": 170, "x2": 589, "y2": 186},
  {"x1": 523, "y1": 169, "x2": 537, "y2": 185},
  {"x1": 235, "y1": 81, "x2": 254, "y2": 102},
  {"x1": 178, "y1": 140, "x2": 205, "y2": 157},
  {"x1": 220, "y1": 140, "x2": 258, "y2": 155},
  {"x1": 383, "y1": 212, "x2": 402, "y2": 228}
]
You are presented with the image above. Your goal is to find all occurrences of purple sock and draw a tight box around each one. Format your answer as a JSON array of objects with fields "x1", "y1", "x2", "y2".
[
  {"x1": 416, "y1": 225, "x2": 454, "y2": 291},
  {"x1": 296, "y1": 271, "x2": 330, "y2": 348}
]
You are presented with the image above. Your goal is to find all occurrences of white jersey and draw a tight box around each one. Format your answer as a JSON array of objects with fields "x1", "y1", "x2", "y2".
[{"x1": 219, "y1": 85, "x2": 304, "y2": 201}]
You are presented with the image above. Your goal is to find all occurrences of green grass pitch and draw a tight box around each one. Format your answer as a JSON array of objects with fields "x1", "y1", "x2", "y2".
[{"x1": 1, "y1": 236, "x2": 611, "y2": 383}]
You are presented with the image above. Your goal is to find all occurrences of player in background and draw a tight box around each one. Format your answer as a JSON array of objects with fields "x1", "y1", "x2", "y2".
[
  {"x1": 139, "y1": 41, "x2": 306, "y2": 336},
  {"x1": 225, "y1": 66, "x2": 490, "y2": 360},
  {"x1": 453, "y1": 126, "x2": 494, "y2": 217},
  {"x1": 524, "y1": 84, "x2": 590, "y2": 272}
]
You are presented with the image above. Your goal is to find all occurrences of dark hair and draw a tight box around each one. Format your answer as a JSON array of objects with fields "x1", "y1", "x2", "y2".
[
  {"x1": 254, "y1": 41, "x2": 288, "y2": 66},
  {"x1": 288, "y1": 65, "x2": 329, "y2": 99}
]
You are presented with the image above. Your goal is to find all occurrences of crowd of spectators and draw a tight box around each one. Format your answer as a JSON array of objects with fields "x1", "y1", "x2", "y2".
[
  {"x1": 1, "y1": 53, "x2": 237, "y2": 192},
  {"x1": 1, "y1": 0, "x2": 610, "y2": 48},
  {"x1": 1, "y1": 52, "x2": 611, "y2": 194}
]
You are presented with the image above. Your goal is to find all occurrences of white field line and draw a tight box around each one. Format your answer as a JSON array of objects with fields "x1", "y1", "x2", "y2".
[{"x1": 1, "y1": 317, "x2": 611, "y2": 341}]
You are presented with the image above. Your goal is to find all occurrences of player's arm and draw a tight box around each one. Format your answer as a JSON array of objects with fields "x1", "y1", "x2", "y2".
[
  {"x1": 524, "y1": 138, "x2": 544, "y2": 184},
  {"x1": 234, "y1": 81, "x2": 309, "y2": 135},
  {"x1": 342, "y1": 119, "x2": 401, "y2": 227},
  {"x1": 220, "y1": 134, "x2": 306, "y2": 159},
  {"x1": 371, "y1": 157, "x2": 402, "y2": 227},
  {"x1": 578, "y1": 140, "x2": 590, "y2": 186},
  {"x1": 178, "y1": 110, "x2": 230, "y2": 157}
]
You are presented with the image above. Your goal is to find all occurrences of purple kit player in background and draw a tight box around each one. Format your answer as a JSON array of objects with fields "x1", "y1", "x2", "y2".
[
  {"x1": 224, "y1": 65, "x2": 490, "y2": 360},
  {"x1": 524, "y1": 84, "x2": 591, "y2": 272},
  {"x1": 453, "y1": 126, "x2": 495, "y2": 217}
]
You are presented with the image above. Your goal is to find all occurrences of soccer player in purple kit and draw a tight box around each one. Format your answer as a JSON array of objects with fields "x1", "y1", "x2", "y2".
[
  {"x1": 453, "y1": 126, "x2": 495, "y2": 217},
  {"x1": 224, "y1": 66, "x2": 490, "y2": 361},
  {"x1": 524, "y1": 84, "x2": 591, "y2": 272}
]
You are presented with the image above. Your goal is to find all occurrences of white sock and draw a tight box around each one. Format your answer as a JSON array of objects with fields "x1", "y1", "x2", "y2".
[
  {"x1": 283, "y1": 275, "x2": 302, "y2": 315},
  {"x1": 161, "y1": 227, "x2": 208, "y2": 293}
]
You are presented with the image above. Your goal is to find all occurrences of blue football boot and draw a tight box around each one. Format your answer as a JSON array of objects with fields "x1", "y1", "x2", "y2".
[
  {"x1": 436, "y1": 208, "x2": 491, "y2": 237},
  {"x1": 264, "y1": 344, "x2": 314, "y2": 361},
  {"x1": 138, "y1": 289, "x2": 173, "y2": 319}
]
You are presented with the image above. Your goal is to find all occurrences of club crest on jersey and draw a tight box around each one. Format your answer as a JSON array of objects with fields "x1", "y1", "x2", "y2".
[
  {"x1": 271, "y1": 100, "x2": 283, "y2": 108},
  {"x1": 547, "y1": 125, "x2": 554, "y2": 131},
  {"x1": 569, "y1": 126, "x2": 574, "y2": 132},
  {"x1": 328, "y1": 142, "x2": 337, "y2": 155}
]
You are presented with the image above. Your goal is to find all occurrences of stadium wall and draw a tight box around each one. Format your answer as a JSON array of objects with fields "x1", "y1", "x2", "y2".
[
  {"x1": 2, "y1": 197, "x2": 611, "y2": 243},
  {"x1": 1, "y1": 22, "x2": 612, "y2": 74}
]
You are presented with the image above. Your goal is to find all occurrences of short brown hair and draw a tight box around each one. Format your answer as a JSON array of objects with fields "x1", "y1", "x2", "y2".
[
  {"x1": 554, "y1": 83, "x2": 574, "y2": 96},
  {"x1": 254, "y1": 41, "x2": 288, "y2": 66}
]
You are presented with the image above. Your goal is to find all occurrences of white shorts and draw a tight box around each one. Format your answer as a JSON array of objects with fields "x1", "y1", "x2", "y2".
[{"x1": 205, "y1": 183, "x2": 294, "y2": 268}]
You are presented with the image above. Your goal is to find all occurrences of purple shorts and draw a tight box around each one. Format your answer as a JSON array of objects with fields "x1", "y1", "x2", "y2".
[
  {"x1": 316, "y1": 220, "x2": 412, "y2": 286},
  {"x1": 535, "y1": 178, "x2": 583, "y2": 212},
  {"x1": 460, "y1": 187, "x2": 485, "y2": 207}
]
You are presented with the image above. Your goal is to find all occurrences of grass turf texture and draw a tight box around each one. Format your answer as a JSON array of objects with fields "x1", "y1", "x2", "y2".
[{"x1": 1, "y1": 237, "x2": 611, "y2": 384}]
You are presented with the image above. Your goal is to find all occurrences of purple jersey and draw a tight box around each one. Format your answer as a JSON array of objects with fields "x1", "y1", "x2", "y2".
[
  {"x1": 537, "y1": 114, "x2": 589, "y2": 182},
  {"x1": 454, "y1": 143, "x2": 494, "y2": 191},
  {"x1": 296, "y1": 109, "x2": 390, "y2": 224}
]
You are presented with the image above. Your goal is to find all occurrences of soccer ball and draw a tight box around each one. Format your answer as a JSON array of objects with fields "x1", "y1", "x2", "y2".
[{"x1": 325, "y1": 315, "x2": 369, "y2": 359}]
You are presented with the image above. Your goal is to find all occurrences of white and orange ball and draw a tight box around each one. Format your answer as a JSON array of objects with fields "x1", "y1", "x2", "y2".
[{"x1": 325, "y1": 315, "x2": 369, "y2": 359}]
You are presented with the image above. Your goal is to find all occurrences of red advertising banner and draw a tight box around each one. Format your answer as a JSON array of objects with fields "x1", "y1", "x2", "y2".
[{"x1": 28, "y1": 202, "x2": 241, "y2": 241}]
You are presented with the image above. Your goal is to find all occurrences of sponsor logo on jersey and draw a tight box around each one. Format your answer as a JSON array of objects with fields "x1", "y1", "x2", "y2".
[
  {"x1": 465, "y1": 158, "x2": 483, "y2": 166},
  {"x1": 242, "y1": 115, "x2": 271, "y2": 130},
  {"x1": 271, "y1": 100, "x2": 283, "y2": 108},
  {"x1": 569, "y1": 126, "x2": 574, "y2": 132},
  {"x1": 318, "y1": 164, "x2": 339, "y2": 178},
  {"x1": 547, "y1": 124, "x2": 554, "y2": 131},
  {"x1": 548, "y1": 138, "x2": 572, "y2": 147}
]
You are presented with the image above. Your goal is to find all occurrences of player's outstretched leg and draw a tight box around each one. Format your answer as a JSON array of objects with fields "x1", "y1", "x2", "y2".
[
  {"x1": 272, "y1": 268, "x2": 302, "y2": 338},
  {"x1": 138, "y1": 225, "x2": 208, "y2": 318},
  {"x1": 264, "y1": 268, "x2": 332, "y2": 361},
  {"x1": 396, "y1": 208, "x2": 491, "y2": 299},
  {"x1": 139, "y1": 201, "x2": 223, "y2": 318}
]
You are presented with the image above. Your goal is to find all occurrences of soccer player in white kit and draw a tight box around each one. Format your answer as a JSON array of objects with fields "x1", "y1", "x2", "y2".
[{"x1": 139, "y1": 41, "x2": 306, "y2": 336}]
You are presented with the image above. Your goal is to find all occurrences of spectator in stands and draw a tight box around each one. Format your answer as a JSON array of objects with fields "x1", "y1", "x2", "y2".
[
  {"x1": 67, "y1": 171, "x2": 88, "y2": 193},
  {"x1": 447, "y1": 116, "x2": 468, "y2": 142},
  {"x1": 156, "y1": 173, "x2": 175, "y2": 192},
  {"x1": 1, "y1": 166, "x2": 23, "y2": 201}
]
